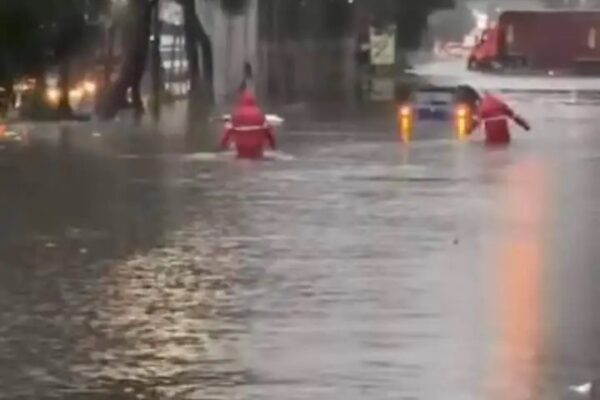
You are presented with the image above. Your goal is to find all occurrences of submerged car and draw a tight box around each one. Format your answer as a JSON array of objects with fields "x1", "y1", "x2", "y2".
[{"x1": 395, "y1": 84, "x2": 479, "y2": 141}]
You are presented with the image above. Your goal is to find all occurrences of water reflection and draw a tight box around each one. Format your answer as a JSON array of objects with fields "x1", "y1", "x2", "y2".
[
  {"x1": 0, "y1": 130, "x2": 179, "y2": 398},
  {"x1": 0, "y1": 130, "x2": 169, "y2": 265},
  {"x1": 2, "y1": 96, "x2": 600, "y2": 399},
  {"x1": 488, "y1": 160, "x2": 547, "y2": 400}
]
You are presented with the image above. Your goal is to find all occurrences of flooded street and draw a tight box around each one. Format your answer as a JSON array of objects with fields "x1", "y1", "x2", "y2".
[{"x1": 1, "y1": 89, "x2": 600, "y2": 399}]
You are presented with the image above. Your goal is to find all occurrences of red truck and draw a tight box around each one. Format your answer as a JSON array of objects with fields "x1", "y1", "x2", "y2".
[{"x1": 467, "y1": 10, "x2": 600, "y2": 74}]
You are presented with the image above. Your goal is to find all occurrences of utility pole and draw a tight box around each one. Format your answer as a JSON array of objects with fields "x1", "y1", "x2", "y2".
[{"x1": 102, "y1": 16, "x2": 115, "y2": 90}]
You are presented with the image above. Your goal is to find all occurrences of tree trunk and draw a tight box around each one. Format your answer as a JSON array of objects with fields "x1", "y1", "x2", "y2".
[
  {"x1": 58, "y1": 60, "x2": 72, "y2": 118},
  {"x1": 191, "y1": 7, "x2": 215, "y2": 103},
  {"x1": 103, "y1": 23, "x2": 116, "y2": 87},
  {"x1": 180, "y1": 0, "x2": 207, "y2": 151},
  {"x1": 182, "y1": 0, "x2": 201, "y2": 99},
  {"x1": 0, "y1": 72, "x2": 14, "y2": 116},
  {"x1": 178, "y1": 0, "x2": 214, "y2": 104},
  {"x1": 131, "y1": 0, "x2": 155, "y2": 121},
  {"x1": 30, "y1": 65, "x2": 48, "y2": 118},
  {"x1": 97, "y1": 0, "x2": 155, "y2": 120},
  {"x1": 150, "y1": 2, "x2": 162, "y2": 121}
]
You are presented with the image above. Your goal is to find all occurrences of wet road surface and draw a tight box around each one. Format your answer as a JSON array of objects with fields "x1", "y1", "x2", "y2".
[
  {"x1": 410, "y1": 58, "x2": 600, "y2": 93},
  {"x1": 1, "y1": 91, "x2": 600, "y2": 399}
]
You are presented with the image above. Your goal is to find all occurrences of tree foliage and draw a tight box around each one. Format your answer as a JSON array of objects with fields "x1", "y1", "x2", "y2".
[
  {"x1": 0, "y1": 0, "x2": 105, "y2": 80},
  {"x1": 0, "y1": 0, "x2": 108, "y2": 118}
]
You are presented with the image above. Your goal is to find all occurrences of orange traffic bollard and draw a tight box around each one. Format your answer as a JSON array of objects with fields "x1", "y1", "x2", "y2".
[{"x1": 397, "y1": 104, "x2": 413, "y2": 144}]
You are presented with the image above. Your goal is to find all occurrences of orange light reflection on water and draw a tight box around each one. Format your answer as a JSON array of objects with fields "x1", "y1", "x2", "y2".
[{"x1": 489, "y1": 159, "x2": 547, "y2": 400}]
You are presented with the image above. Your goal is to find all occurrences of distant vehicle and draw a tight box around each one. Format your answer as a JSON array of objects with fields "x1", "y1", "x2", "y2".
[{"x1": 468, "y1": 10, "x2": 600, "y2": 74}]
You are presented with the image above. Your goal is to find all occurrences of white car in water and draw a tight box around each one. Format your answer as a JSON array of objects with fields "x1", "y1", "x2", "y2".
[{"x1": 396, "y1": 84, "x2": 479, "y2": 140}]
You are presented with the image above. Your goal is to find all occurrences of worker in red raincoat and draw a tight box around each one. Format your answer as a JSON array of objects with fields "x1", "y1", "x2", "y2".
[
  {"x1": 476, "y1": 91, "x2": 530, "y2": 145},
  {"x1": 220, "y1": 90, "x2": 275, "y2": 159}
]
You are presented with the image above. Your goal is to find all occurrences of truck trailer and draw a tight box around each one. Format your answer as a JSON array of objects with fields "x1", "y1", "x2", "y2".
[{"x1": 467, "y1": 10, "x2": 600, "y2": 74}]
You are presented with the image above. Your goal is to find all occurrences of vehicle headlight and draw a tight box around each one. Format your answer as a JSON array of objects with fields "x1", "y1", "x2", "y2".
[
  {"x1": 47, "y1": 88, "x2": 61, "y2": 104},
  {"x1": 456, "y1": 105, "x2": 469, "y2": 118},
  {"x1": 400, "y1": 105, "x2": 412, "y2": 118},
  {"x1": 69, "y1": 88, "x2": 84, "y2": 102},
  {"x1": 83, "y1": 81, "x2": 97, "y2": 95}
]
